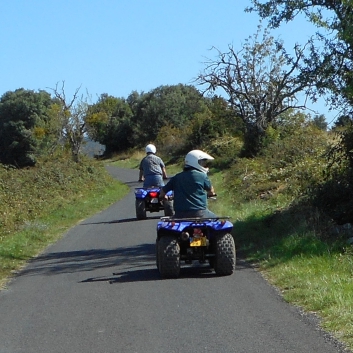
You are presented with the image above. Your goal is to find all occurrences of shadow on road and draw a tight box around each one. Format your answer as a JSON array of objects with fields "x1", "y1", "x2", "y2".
[
  {"x1": 16, "y1": 243, "x2": 156, "y2": 277},
  {"x1": 16, "y1": 237, "x2": 252, "y2": 284},
  {"x1": 81, "y1": 216, "x2": 161, "y2": 225},
  {"x1": 81, "y1": 268, "x2": 161, "y2": 283},
  {"x1": 80, "y1": 260, "x2": 250, "y2": 284},
  {"x1": 80, "y1": 266, "x2": 218, "y2": 284}
]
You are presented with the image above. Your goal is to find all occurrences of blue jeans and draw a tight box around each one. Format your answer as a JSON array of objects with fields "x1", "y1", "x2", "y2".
[{"x1": 143, "y1": 175, "x2": 164, "y2": 188}]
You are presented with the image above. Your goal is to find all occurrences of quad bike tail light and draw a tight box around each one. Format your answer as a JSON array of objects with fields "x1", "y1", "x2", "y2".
[
  {"x1": 149, "y1": 191, "x2": 158, "y2": 198},
  {"x1": 193, "y1": 228, "x2": 204, "y2": 237}
]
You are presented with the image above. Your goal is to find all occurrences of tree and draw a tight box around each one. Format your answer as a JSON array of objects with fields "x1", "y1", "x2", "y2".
[
  {"x1": 86, "y1": 94, "x2": 133, "y2": 155},
  {"x1": 311, "y1": 114, "x2": 328, "y2": 131},
  {"x1": 185, "y1": 96, "x2": 243, "y2": 151},
  {"x1": 0, "y1": 88, "x2": 53, "y2": 167},
  {"x1": 197, "y1": 26, "x2": 315, "y2": 156},
  {"x1": 126, "y1": 90, "x2": 143, "y2": 117},
  {"x1": 246, "y1": 1, "x2": 353, "y2": 223},
  {"x1": 153, "y1": 95, "x2": 244, "y2": 156},
  {"x1": 247, "y1": 0, "x2": 353, "y2": 114},
  {"x1": 333, "y1": 114, "x2": 353, "y2": 129},
  {"x1": 205, "y1": 95, "x2": 243, "y2": 136},
  {"x1": 49, "y1": 82, "x2": 88, "y2": 162},
  {"x1": 130, "y1": 84, "x2": 208, "y2": 147}
]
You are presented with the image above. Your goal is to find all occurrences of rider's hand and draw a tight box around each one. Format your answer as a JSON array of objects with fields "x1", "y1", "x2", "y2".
[{"x1": 207, "y1": 189, "x2": 216, "y2": 197}]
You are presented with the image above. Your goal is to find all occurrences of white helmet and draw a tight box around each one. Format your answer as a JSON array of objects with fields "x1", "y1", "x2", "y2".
[
  {"x1": 185, "y1": 149, "x2": 214, "y2": 174},
  {"x1": 145, "y1": 144, "x2": 156, "y2": 154}
]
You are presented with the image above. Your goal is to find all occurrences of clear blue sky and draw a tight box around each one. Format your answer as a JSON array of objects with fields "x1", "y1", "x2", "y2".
[{"x1": 1, "y1": 0, "x2": 337, "y2": 124}]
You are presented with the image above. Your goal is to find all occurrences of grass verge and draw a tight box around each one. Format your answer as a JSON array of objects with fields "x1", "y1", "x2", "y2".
[{"x1": 210, "y1": 173, "x2": 353, "y2": 350}]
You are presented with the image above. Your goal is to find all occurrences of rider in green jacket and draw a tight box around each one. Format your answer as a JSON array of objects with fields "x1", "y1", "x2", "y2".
[{"x1": 160, "y1": 150, "x2": 216, "y2": 218}]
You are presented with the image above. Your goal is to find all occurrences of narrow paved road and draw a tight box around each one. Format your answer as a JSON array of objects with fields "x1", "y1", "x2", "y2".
[{"x1": 0, "y1": 166, "x2": 348, "y2": 353}]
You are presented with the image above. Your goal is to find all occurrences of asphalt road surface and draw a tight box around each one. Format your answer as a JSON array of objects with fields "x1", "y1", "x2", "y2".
[{"x1": 0, "y1": 166, "x2": 349, "y2": 353}]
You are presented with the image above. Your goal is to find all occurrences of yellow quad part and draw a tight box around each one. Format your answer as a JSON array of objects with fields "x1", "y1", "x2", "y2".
[{"x1": 190, "y1": 237, "x2": 207, "y2": 247}]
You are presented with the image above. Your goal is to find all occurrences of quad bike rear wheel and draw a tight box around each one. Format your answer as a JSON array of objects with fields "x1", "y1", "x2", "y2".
[
  {"x1": 135, "y1": 199, "x2": 146, "y2": 220},
  {"x1": 158, "y1": 235, "x2": 180, "y2": 278},
  {"x1": 214, "y1": 233, "x2": 236, "y2": 276}
]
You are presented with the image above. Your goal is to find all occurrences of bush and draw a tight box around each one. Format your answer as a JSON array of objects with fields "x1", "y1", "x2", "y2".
[
  {"x1": 311, "y1": 126, "x2": 353, "y2": 224},
  {"x1": 207, "y1": 135, "x2": 243, "y2": 169},
  {"x1": 224, "y1": 124, "x2": 329, "y2": 202},
  {"x1": 0, "y1": 152, "x2": 116, "y2": 237},
  {"x1": 155, "y1": 124, "x2": 191, "y2": 157}
]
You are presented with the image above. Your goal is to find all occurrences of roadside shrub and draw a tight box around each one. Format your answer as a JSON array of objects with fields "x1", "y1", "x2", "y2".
[
  {"x1": 208, "y1": 135, "x2": 243, "y2": 169},
  {"x1": 311, "y1": 126, "x2": 353, "y2": 224},
  {"x1": 0, "y1": 152, "x2": 116, "y2": 238},
  {"x1": 155, "y1": 124, "x2": 191, "y2": 157},
  {"x1": 225, "y1": 124, "x2": 329, "y2": 202}
]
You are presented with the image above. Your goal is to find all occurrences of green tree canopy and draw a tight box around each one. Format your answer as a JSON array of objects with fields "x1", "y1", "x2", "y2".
[
  {"x1": 130, "y1": 84, "x2": 208, "y2": 147},
  {"x1": 0, "y1": 88, "x2": 53, "y2": 167},
  {"x1": 333, "y1": 114, "x2": 353, "y2": 129},
  {"x1": 86, "y1": 93, "x2": 133, "y2": 154},
  {"x1": 311, "y1": 114, "x2": 328, "y2": 131}
]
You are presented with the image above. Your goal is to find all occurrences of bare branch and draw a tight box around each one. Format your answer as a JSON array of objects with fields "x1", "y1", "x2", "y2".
[
  {"x1": 47, "y1": 81, "x2": 87, "y2": 162},
  {"x1": 196, "y1": 26, "x2": 313, "y2": 156}
]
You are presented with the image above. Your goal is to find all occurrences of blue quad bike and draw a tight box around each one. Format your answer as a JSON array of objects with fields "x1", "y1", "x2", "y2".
[
  {"x1": 134, "y1": 187, "x2": 174, "y2": 220},
  {"x1": 156, "y1": 216, "x2": 236, "y2": 278}
]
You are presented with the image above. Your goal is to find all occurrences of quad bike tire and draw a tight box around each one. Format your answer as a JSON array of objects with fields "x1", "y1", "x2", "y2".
[
  {"x1": 135, "y1": 199, "x2": 146, "y2": 220},
  {"x1": 158, "y1": 235, "x2": 180, "y2": 278},
  {"x1": 163, "y1": 200, "x2": 174, "y2": 217},
  {"x1": 214, "y1": 232, "x2": 236, "y2": 276}
]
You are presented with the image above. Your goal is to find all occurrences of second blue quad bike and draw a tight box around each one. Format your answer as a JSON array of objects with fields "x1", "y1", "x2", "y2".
[
  {"x1": 134, "y1": 187, "x2": 174, "y2": 220},
  {"x1": 156, "y1": 216, "x2": 236, "y2": 278}
]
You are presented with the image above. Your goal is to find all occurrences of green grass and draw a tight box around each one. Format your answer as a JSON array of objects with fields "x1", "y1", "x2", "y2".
[
  {"x1": 108, "y1": 151, "x2": 144, "y2": 169},
  {"x1": 261, "y1": 245, "x2": 353, "y2": 345},
  {"x1": 238, "y1": 220, "x2": 353, "y2": 348}
]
